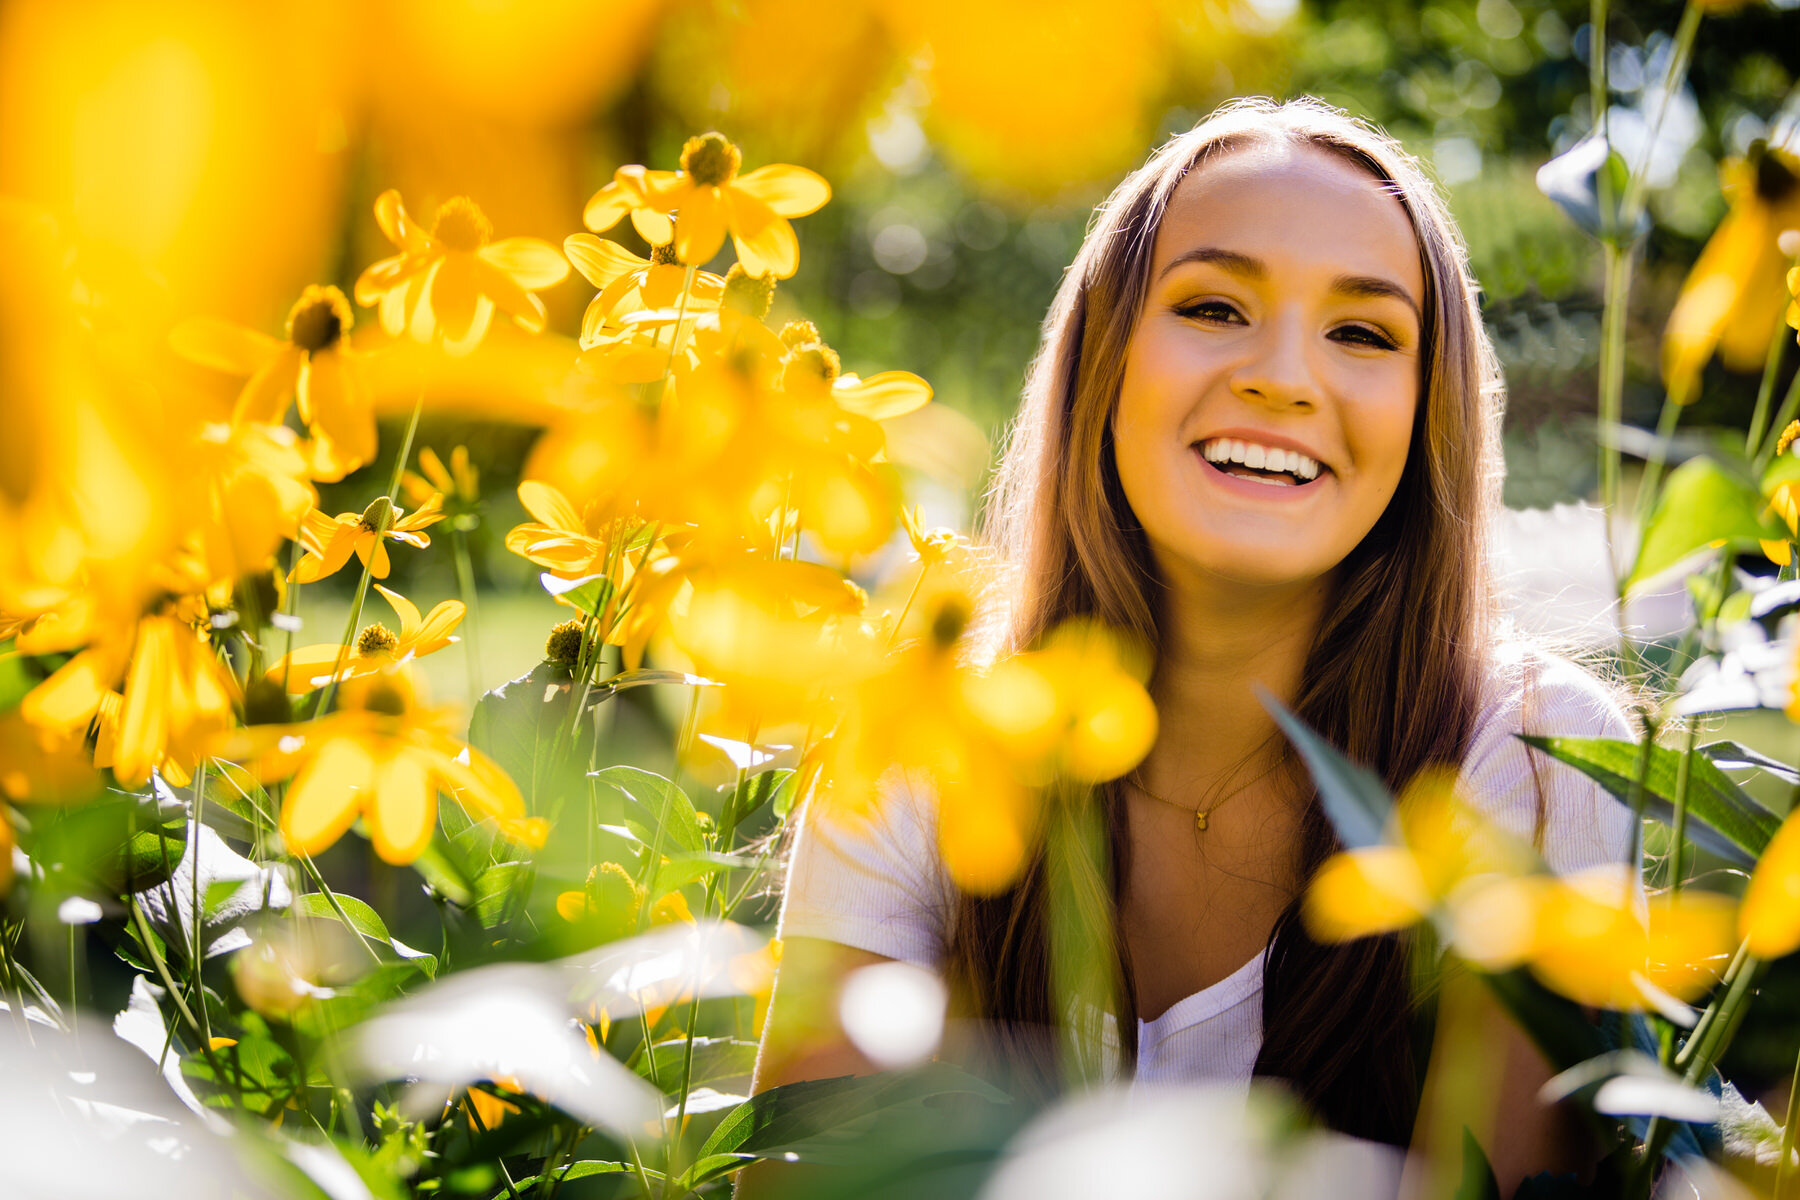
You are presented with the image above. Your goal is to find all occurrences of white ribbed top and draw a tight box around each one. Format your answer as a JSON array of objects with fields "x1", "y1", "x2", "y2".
[{"x1": 776, "y1": 642, "x2": 1637, "y2": 1089}]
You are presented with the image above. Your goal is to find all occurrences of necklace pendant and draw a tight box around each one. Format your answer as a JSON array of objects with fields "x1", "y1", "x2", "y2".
[{"x1": 1194, "y1": 810, "x2": 1209, "y2": 833}]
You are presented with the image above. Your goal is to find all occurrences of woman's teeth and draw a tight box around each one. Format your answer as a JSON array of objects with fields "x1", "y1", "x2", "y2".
[{"x1": 1197, "y1": 438, "x2": 1322, "y2": 484}]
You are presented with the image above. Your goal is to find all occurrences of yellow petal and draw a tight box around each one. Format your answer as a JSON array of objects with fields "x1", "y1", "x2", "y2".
[
  {"x1": 409, "y1": 600, "x2": 465, "y2": 655},
  {"x1": 473, "y1": 257, "x2": 549, "y2": 332},
  {"x1": 564, "y1": 233, "x2": 645, "y2": 289},
  {"x1": 480, "y1": 237, "x2": 570, "y2": 291},
  {"x1": 375, "y1": 584, "x2": 423, "y2": 638},
  {"x1": 113, "y1": 619, "x2": 176, "y2": 787},
  {"x1": 725, "y1": 191, "x2": 798, "y2": 280},
  {"x1": 373, "y1": 188, "x2": 429, "y2": 252},
  {"x1": 517, "y1": 481, "x2": 585, "y2": 534},
  {"x1": 170, "y1": 317, "x2": 283, "y2": 375},
  {"x1": 674, "y1": 186, "x2": 727, "y2": 267},
  {"x1": 20, "y1": 647, "x2": 116, "y2": 732},
  {"x1": 732, "y1": 164, "x2": 832, "y2": 218},
  {"x1": 368, "y1": 748, "x2": 436, "y2": 865},
  {"x1": 937, "y1": 787, "x2": 1030, "y2": 896},
  {"x1": 234, "y1": 344, "x2": 305, "y2": 427},
  {"x1": 556, "y1": 891, "x2": 589, "y2": 922},
  {"x1": 630, "y1": 207, "x2": 674, "y2": 246},
  {"x1": 1302, "y1": 847, "x2": 1433, "y2": 942},
  {"x1": 269, "y1": 643, "x2": 358, "y2": 694},
  {"x1": 299, "y1": 348, "x2": 375, "y2": 469},
  {"x1": 832, "y1": 370, "x2": 933, "y2": 420},
  {"x1": 1743, "y1": 811, "x2": 1800, "y2": 959},
  {"x1": 437, "y1": 743, "x2": 524, "y2": 822},
  {"x1": 282, "y1": 736, "x2": 372, "y2": 858},
  {"x1": 583, "y1": 180, "x2": 634, "y2": 233}
]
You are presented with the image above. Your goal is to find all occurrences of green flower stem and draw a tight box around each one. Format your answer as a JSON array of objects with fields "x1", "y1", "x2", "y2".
[
  {"x1": 280, "y1": 541, "x2": 304, "y2": 692},
  {"x1": 1777, "y1": 1046, "x2": 1800, "y2": 1198},
  {"x1": 633, "y1": 682, "x2": 703, "y2": 909},
  {"x1": 314, "y1": 383, "x2": 428, "y2": 718},
  {"x1": 1759, "y1": 366, "x2": 1800, "y2": 474},
  {"x1": 451, "y1": 525, "x2": 484, "y2": 712},
  {"x1": 1630, "y1": 396, "x2": 1682, "y2": 549},
  {"x1": 296, "y1": 849, "x2": 385, "y2": 967},
  {"x1": 127, "y1": 896, "x2": 239, "y2": 1105},
  {"x1": 1747, "y1": 325, "x2": 1790, "y2": 461},
  {"x1": 657, "y1": 264, "x2": 700, "y2": 401},
  {"x1": 886, "y1": 560, "x2": 931, "y2": 649},
  {"x1": 1667, "y1": 721, "x2": 1698, "y2": 899},
  {"x1": 1598, "y1": 242, "x2": 1635, "y2": 582}
]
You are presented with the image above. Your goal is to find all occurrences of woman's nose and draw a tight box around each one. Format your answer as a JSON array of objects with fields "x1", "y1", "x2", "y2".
[{"x1": 1227, "y1": 313, "x2": 1321, "y2": 410}]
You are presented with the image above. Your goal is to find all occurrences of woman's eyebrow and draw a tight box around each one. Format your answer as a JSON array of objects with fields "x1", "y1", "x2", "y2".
[
  {"x1": 1157, "y1": 246, "x2": 1264, "y2": 282},
  {"x1": 1330, "y1": 273, "x2": 1421, "y2": 324}
]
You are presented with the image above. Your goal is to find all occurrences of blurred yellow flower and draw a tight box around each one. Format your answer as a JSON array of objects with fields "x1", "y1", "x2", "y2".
[
  {"x1": 291, "y1": 494, "x2": 445, "y2": 583},
  {"x1": 564, "y1": 234, "x2": 724, "y2": 347},
  {"x1": 0, "y1": 711, "x2": 101, "y2": 806},
  {"x1": 19, "y1": 585, "x2": 237, "y2": 788},
  {"x1": 1302, "y1": 779, "x2": 1736, "y2": 1010},
  {"x1": 505, "y1": 481, "x2": 618, "y2": 578},
  {"x1": 257, "y1": 666, "x2": 531, "y2": 864},
  {"x1": 266, "y1": 584, "x2": 464, "y2": 695},
  {"x1": 171, "y1": 285, "x2": 376, "y2": 476},
  {"x1": 1663, "y1": 144, "x2": 1800, "y2": 405},
  {"x1": 1762, "y1": 478, "x2": 1800, "y2": 567},
  {"x1": 1741, "y1": 808, "x2": 1800, "y2": 958},
  {"x1": 353, "y1": 190, "x2": 569, "y2": 356},
  {"x1": 186, "y1": 421, "x2": 317, "y2": 586},
  {"x1": 402, "y1": 445, "x2": 480, "y2": 514},
  {"x1": 583, "y1": 133, "x2": 830, "y2": 277}
]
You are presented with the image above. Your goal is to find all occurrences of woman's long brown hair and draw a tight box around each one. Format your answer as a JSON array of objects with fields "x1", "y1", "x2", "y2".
[{"x1": 949, "y1": 97, "x2": 1507, "y2": 1144}]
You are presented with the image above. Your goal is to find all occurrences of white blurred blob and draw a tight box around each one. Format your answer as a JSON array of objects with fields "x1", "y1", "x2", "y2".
[
  {"x1": 868, "y1": 108, "x2": 929, "y2": 174},
  {"x1": 0, "y1": 1017, "x2": 272, "y2": 1199},
  {"x1": 696, "y1": 733, "x2": 793, "y2": 772},
  {"x1": 838, "y1": 961, "x2": 946, "y2": 1070},
  {"x1": 1433, "y1": 137, "x2": 1483, "y2": 185},
  {"x1": 355, "y1": 920, "x2": 767, "y2": 1142},
  {"x1": 1664, "y1": 1155, "x2": 1766, "y2": 1199},
  {"x1": 58, "y1": 896, "x2": 105, "y2": 924},
  {"x1": 978, "y1": 1084, "x2": 1402, "y2": 1200},
  {"x1": 354, "y1": 965, "x2": 659, "y2": 1139},
  {"x1": 1592, "y1": 1075, "x2": 1721, "y2": 1123}
]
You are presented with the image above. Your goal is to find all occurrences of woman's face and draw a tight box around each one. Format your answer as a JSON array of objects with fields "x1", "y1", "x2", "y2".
[{"x1": 1111, "y1": 141, "x2": 1426, "y2": 591}]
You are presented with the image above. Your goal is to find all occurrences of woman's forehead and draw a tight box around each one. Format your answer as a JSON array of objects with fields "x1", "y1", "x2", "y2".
[{"x1": 1152, "y1": 141, "x2": 1425, "y2": 299}]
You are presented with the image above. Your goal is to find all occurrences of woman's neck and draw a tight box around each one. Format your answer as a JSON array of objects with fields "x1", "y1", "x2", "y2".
[{"x1": 1138, "y1": 563, "x2": 1333, "y2": 795}]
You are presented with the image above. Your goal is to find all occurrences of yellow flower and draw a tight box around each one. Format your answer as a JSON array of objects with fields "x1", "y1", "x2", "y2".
[
  {"x1": 563, "y1": 234, "x2": 724, "y2": 348},
  {"x1": 19, "y1": 583, "x2": 237, "y2": 788},
  {"x1": 352, "y1": 191, "x2": 570, "y2": 356},
  {"x1": 187, "y1": 421, "x2": 317, "y2": 586},
  {"x1": 0, "y1": 711, "x2": 100, "y2": 806},
  {"x1": 402, "y1": 445, "x2": 480, "y2": 515},
  {"x1": 254, "y1": 666, "x2": 530, "y2": 864},
  {"x1": 171, "y1": 285, "x2": 376, "y2": 476},
  {"x1": 1303, "y1": 779, "x2": 1736, "y2": 1010},
  {"x1": 582, "y1": 133, "x2": 831, "y2": 278},
  {"x1": 1777, "y1": 419, "x2": 1800, "y2": 459},
  {"x1": 266, "y1": 584, "x2": 464, "y2": 695},
  {"x1": 1761, "y1": 478, "x2": 1800, "y2": 567},
  {"x1": 504, "y1": 481, "x2": 618, "y2": 578},
  {"x1": 291, "y1": 494, "x2": 445, "y2": 583},
  {"x1": 1663, "y1": 144, "x2": 1800, "y2": 405},
  {"x1": 1741, "y1": 808, "x2": 1800, "y2": 959}
]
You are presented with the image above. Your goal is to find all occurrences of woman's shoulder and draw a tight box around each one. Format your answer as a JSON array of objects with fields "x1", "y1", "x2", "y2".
[{"x1": 1459, "y1": 638, "x2": 1638, "y2": 874}]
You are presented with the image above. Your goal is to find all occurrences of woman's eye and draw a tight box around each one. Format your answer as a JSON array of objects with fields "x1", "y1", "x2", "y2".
[
  {"x1": 1175, "y1": 300, "x2": 1242, "y2": 324},
  {"x1": 1332, "y1": 323, "x2": 1398, "y2": 350}
]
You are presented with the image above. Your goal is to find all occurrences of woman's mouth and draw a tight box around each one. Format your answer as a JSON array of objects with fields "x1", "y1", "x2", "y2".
[{"x1": 1194, "y1": 437, "x2": 1325, "y2": 488}]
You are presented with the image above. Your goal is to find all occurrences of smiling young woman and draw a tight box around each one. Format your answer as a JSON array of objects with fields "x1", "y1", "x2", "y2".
[{"x1": 749, "y1": 97, "x2": 1634, "y2": 1195}]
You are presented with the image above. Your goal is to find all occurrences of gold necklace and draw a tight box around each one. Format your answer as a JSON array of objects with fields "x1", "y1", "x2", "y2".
[{"x1": 1125, "y1": 755, "x2": 1286, "y2": 835}]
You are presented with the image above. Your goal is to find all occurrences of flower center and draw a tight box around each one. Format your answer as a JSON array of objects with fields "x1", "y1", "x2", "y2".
[
  {"x1": 432, "y1": 197, "x2": 492, "y2": 253},
  {"x1": 780, "y1": 342, "x2": 841, "y2": 391},
  {"x1": 241, "y1": 678, "x2": 293, "y2": 726},
  {"x1": 649, "y1": 240, "x2": 682, "y2": 267},
  {"x1": 357, "y1": 622, "x2": 399, "y2": 656},
  {"x1": 545, "y1": 618, "x2": 586, "y2": 665},
  {"x1": 929, "y1": 596, "x2": 970, "y2": 649},
  {"x1": 362, "y1": 677, "x2": 410, "y2": 717},
  {"x1": 680, "y1": 133, "x2": 741, "y2": 188},
  {"x1": 720, "y1": 263, "x2": 775, "y2": 319},
  {"x1": 359, "y1": 496, "x2": 395, "y2": 533},
  {"x1": 778, "y1": 320, "x2": 821, "y2": 349},
  {"x1": 1752, "y1": 143, "x2": 1797, "y2": 204},
  {"x1": 287, "y1": 285, "x2": 352, "y2": 353}
]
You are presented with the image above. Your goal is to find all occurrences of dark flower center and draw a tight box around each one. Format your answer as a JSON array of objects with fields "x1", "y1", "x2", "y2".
[
  {"x1": 680, "y1": 133, "x2": 741, "y2": 188},
  {"x1": 357, "y1": 622, "x2": 399, "y2": 655},
  {"x1": 433, "y1": 197, "x2": 492, "y2": 253},
  {"x1": 287, "y1": 287, "x2": 351, "y2": 353}
]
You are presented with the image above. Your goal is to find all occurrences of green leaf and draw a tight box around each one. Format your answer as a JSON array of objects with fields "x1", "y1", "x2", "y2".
[
  {"x1": 1260, "y1": 691, "x2": 1392, "y2": 849},
  {"x1": 474, "y1": 861, "x2": 532, "y2": 929},
  {"x1": 1519, "y1": 736, "x2": 1779, "y2": 865},
  {"x1": 724, "y1": 768, "x2": 794, "y2": 829},
  {"x1": 592, "y1": 766, "x2": 704, "y2": 854},
  {"x1": 697, "y1": 1063, "x2": 1011, "y2": 1164},
  {"x1": 639, "y1": 1036, "x2": 760, "y2": 1092},
  {"x1": 541, "y1": 571, "x2": 615, "y2": 618},
  {"x1": 1454, "y1": 1127, "x2": 1501, "y2": 1200},
  {"x1": 411, "y1": 840, "x2": 476, "y2": 906},
  {"x1": 1702, "y1": 740, "x2": 1800, "y2": 785},
  {"x1": 494, "y1": 1160, "x2": 648, "y2": 1198},
  {"x1": 468, "y1": 660, "x2": 583, "y2": 806},
  {"x1": 0, "y1": 643, "x2": 39, "y2": 714},
  {"x1": 1629, "y1": 457, "x2": 1777, "y2": 589},
  {"x1": 293, "y1": 892, "x2": 438, "y2": 977}
]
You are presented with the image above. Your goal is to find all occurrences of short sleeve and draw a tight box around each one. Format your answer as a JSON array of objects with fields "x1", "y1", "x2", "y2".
[
  {"x1": 1460, "y1": 648, "x2": 1638, "y2": 876},
  {"x1": 775, "y1": 771, "x2": 955, "y2": 966}
]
